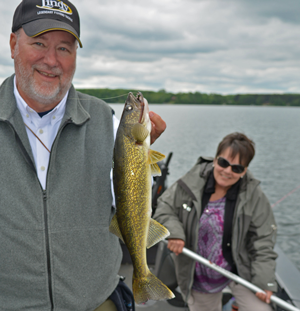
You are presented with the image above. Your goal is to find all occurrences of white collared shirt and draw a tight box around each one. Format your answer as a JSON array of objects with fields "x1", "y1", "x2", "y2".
[
  {"x1": 13, "y1": 76, "x2": 120, "y2": 193},
  {"x1": 14, "y1": 77, "x2": 67, "y2": 189}
]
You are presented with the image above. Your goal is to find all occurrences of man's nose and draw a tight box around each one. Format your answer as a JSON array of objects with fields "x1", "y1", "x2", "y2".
[{"x1": 43, "y1": 48, "x2": 58, "y2": 67}]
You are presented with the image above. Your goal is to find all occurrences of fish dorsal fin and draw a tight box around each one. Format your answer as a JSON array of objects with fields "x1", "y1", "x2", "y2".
[
  {"x1": 149, "y1": 149, "x2": 165, "y2": 164},
  {"x1": 109, "y1": 214, "x2": 125, "y2": 243},
  {"x1": 147, "y1": 218, "x2": 170, "y2": 249},
  {"x1": 132, "y1": 123, "x2": 149, "y2": 143}
]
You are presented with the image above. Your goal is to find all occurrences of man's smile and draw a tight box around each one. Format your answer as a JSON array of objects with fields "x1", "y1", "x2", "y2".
[{"x1": 36, "y1": 69, "x2": 59, "y2": 79}]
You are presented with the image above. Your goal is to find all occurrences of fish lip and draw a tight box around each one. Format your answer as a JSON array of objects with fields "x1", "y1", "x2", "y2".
[
  {"x1": 137, "y1": 92, "x2": 145, "y2": 124},
  {"x1": 137, "y1": 92, "x2": 144, "y2": 103},
  {"x1": 124, "y1": 92, "x2": 140, "y2": 111},
  {"x1": 126, "y1": 92, "x2": 135, "y2": 103}
]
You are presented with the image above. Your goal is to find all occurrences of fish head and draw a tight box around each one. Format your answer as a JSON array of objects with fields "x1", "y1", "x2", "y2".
[{"x1": 119, "y1": 92, "x2": 151, "y2": 145}]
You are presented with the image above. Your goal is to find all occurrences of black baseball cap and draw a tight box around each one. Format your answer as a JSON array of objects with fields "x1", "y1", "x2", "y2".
[{"x1": 12, "y1": 0, "x2": 82, "y2": 48}]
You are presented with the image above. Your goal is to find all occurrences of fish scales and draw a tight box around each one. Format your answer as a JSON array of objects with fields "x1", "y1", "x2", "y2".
[{"x1": 110, "y1": 92, "x2": 174, "y2": 304}]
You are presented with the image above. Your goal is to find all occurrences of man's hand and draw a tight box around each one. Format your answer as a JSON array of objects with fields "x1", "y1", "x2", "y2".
[
  {"x1": 149, "y1": 111, "x2": 166, "y2": 144},
  {"x1": 256, "y1": 290, "x2": 272, "y2": 304},
  {"x1": 167, "y1": 239, "x2": 185, "y2": 256}
]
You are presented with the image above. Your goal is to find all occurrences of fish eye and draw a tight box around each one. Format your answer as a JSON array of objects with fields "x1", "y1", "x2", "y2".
[{"x1": 126, "y1": 105, "x2": 133, "y2": 111}]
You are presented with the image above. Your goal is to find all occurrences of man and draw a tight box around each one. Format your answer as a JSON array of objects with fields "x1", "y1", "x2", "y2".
[{"x1": 0, "y1": 0, "x2": 166, "y2": 310}]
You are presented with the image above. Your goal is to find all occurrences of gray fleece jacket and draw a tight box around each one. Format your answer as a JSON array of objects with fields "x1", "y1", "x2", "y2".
[
  {"x1": 154, "y1": 156, "x2": 277, "y2": 301},
  {"x1": 0, "y1": 75, "x2": 122, "y2": 310}
]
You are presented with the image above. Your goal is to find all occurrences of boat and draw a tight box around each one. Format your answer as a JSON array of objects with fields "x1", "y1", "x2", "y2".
[{"x1": 119, "y1": 152, "x2": 300, "y2": 310}]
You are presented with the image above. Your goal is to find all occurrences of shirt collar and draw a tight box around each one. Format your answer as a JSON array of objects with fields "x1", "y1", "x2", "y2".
[
  {"x1": 204, "y1": 169, "x2": 215, "y2": 194},
  {"x1": 13, "y1": 76, "x2": 68, "y2": 127}
]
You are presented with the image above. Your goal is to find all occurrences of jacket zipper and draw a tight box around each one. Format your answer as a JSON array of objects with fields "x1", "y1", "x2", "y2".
[
  {"x1": 186, "y1": 209, "x2": 199, "y2": 301},
  {"x1": 43, "y1": 190, "x2": 54, "y2": 309},
  {"x1": 43, "y1": 118, "x2": 73, "y2": 309},
  {"x1": 236, "y1": 217, "x2": 241, "y2": 252}
]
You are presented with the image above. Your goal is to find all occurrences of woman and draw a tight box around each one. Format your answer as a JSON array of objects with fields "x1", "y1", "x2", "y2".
[{"x1": 153, "y1": 132, "x2": 277, "y2": 311}]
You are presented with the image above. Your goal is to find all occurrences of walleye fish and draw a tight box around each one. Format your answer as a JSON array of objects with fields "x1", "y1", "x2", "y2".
[{"x1": 109, "y1": 92, "x2": 174, "y2": 304}]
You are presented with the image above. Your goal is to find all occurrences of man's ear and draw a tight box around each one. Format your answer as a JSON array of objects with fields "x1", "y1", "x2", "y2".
[{"x1": 10, "y1": 33, "x2": 17, "y2": 59}]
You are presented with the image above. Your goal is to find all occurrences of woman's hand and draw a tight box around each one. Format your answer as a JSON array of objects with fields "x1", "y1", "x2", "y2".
[
  {"x1": 256, "y1": 290, "x2": 272, "y2": 304},
  {"x1": 167, "y1": 239, "x2": 185, "y2": 256},
  {"x1": 149, "y1": 111, "x2": 166, "y2": 144}
]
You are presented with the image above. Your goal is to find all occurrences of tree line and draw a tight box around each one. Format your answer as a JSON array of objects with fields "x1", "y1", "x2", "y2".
[{"x1": 76, "y1": 88, "x2": 300, "y2": 106}]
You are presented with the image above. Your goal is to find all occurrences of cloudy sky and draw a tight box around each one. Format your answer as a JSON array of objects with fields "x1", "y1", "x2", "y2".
[{"x1": 1, "y1": 0, "x2": 300, "y2": 94}]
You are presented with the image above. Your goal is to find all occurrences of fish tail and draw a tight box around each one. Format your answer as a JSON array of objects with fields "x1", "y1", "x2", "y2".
[{"x1": 132, "y1": 271, "x2": 175, "y2": 304}]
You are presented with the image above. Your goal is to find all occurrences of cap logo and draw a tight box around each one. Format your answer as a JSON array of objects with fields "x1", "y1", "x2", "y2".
[{"x1": 36, "y1": 0, "x2": 72, "y2": 15}]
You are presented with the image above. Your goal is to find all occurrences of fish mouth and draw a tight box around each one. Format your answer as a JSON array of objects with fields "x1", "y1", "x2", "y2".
[
  {"x1": 124, "y1": 92, "x2": 148, "y2": 124},
  {"x1": 137, "y1": 92, "x2": 145, "y2": 124}
]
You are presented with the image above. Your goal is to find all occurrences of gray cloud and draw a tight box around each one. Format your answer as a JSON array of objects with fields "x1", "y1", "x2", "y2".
[
  {"x1": 1, "y1": 0, "x2": 300, "y2": 94},
  {"x1": 236, "y1": 0, "x2": 300, "y2": 25}
]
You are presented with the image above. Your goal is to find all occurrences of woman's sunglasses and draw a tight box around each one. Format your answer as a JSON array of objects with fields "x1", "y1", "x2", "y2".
[{"x1": 216, "y1": 157, "x2": 245, "y2": 174}]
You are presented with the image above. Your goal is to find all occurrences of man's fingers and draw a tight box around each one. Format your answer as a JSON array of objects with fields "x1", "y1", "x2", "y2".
[{"x1": 149, "y1": 111, "x2": 166, "y2": 144}]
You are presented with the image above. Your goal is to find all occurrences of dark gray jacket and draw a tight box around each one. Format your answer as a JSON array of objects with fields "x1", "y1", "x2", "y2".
[
  {"x1": 0, "y1": 75, "x2": 122, "y2": 310},
  {"x1": 154, "y1": 156, "x2": 277, "y2": 301}
]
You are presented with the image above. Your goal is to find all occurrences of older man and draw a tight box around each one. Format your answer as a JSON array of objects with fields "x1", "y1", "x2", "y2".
[{"x1": 0, "y1": 0, "x2": 166, "y2": 310}]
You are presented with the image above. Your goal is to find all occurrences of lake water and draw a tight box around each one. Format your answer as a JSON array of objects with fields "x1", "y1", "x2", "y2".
[{"x1": 110, "y1": 104, "x2": 300, "y2": 272}]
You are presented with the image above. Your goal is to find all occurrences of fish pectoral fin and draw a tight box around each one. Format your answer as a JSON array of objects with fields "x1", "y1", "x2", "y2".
[
  {"x1": 147, "y1": 219, "x2": 170, "y2": 249},
  {"x1": 149, "y1": 149, "x2": 165, "y2": 164},
  {"x1": 109, "y1": 215, "x2": 125, "y2": 243},
  {"x1": 150, "y1": 163, "x2": 162, "y2": 176},
  {"x1": 132, "y1": 123, "x2": 149, "y2": 143},
  {"x1": 149, "y1": 150, "x2": 166, "y2": 176}
]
